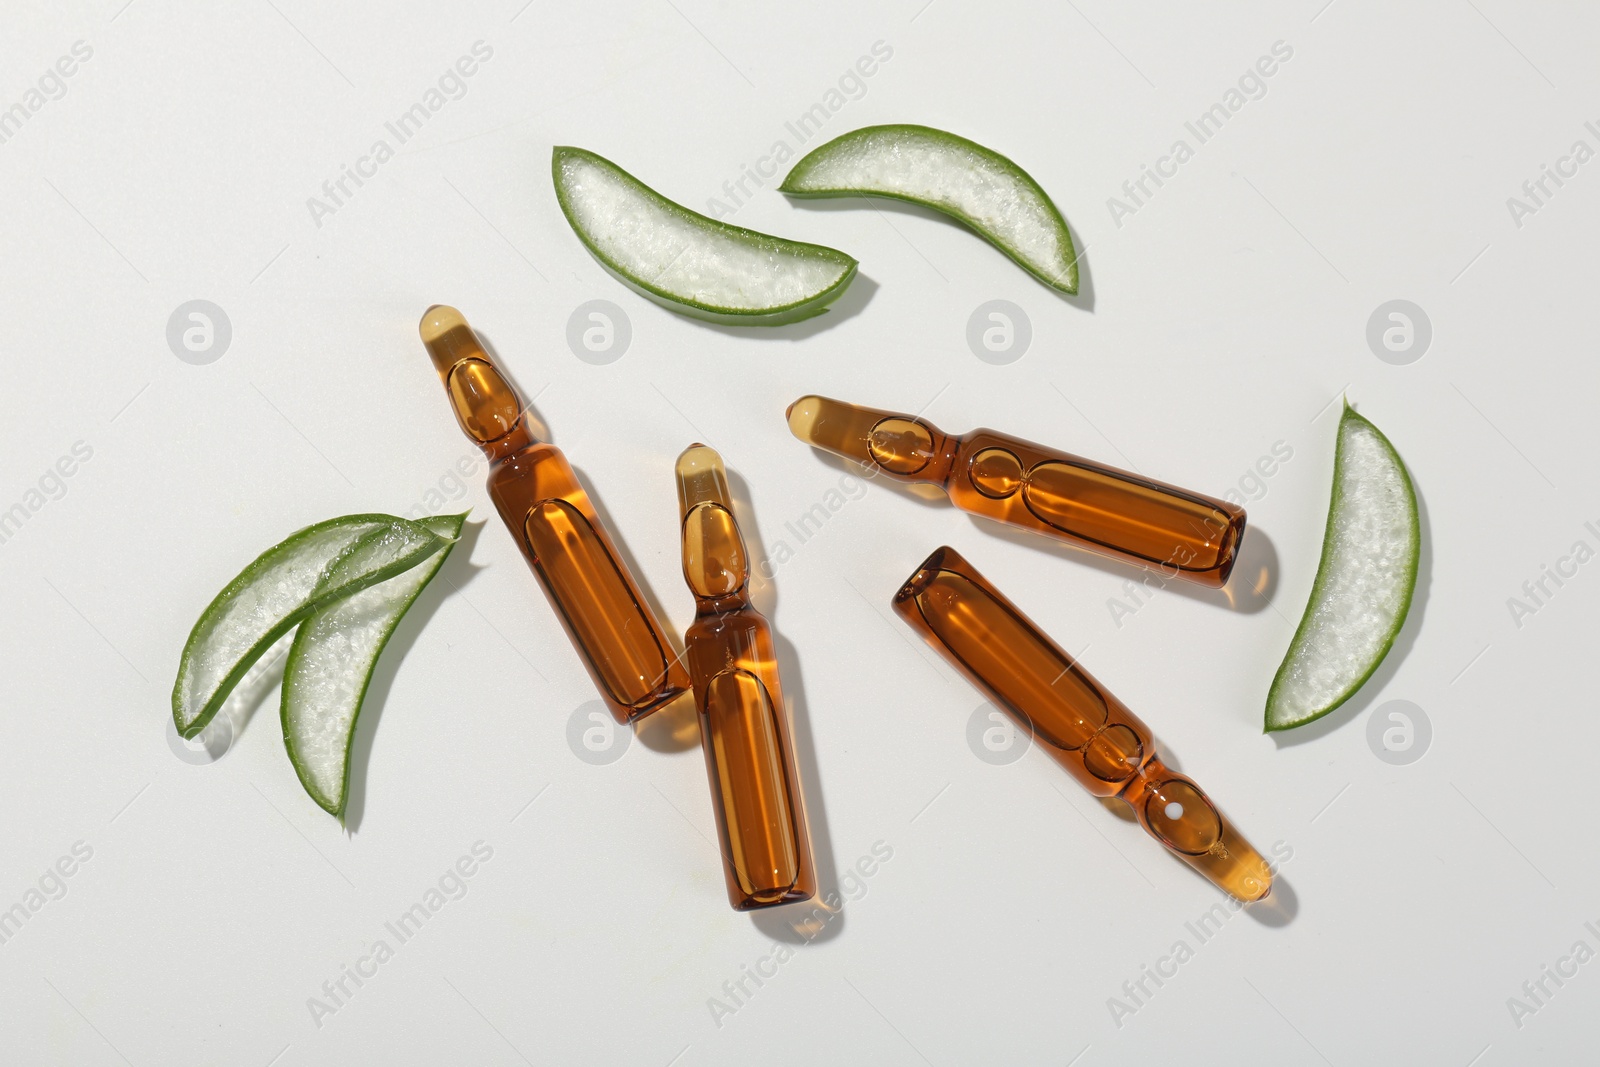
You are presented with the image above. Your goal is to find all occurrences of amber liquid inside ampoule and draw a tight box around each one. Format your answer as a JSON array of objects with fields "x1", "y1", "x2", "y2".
[
  {"x1": 678, "y1": 444, "x2": 815, "y2": 910},
  {"x1": 420, "y1": 305, "x2": 688, "y2": 724},
  {"x1": 892, "y1": 546, "x2": 1271, "y2": 901},
  {"x1": 788, "y1": 395, "x2": 1246, "y2": 587}
]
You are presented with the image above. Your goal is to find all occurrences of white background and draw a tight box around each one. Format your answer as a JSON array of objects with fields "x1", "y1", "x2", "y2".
[{"x1": 0, "y1": 0, "x2": 1593, "y2": 1063}]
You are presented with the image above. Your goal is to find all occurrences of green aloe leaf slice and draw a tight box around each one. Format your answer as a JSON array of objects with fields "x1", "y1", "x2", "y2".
[
  {"x1": 779, "y1": 124, "x2": 1079, "y2": 294},
  {"x1": 282, "y1": 513, "x2": 465, "y2": 818},
  {"x1": 552, "y1": 146, "x2": 859, "y2": 325},
  {"x1": 1265, "y1": 404, "x2": 1420, "y2": 732},
  {"x1": 172, "y1": 515, "x2": 446, "y2": 739}
]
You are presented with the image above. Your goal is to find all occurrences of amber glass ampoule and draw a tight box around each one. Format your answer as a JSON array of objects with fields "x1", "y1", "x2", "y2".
[
  {"x1": 788, "y1": 395, "x2": 1246, "y2": 588},
  {"x1": 893, "y1": 546, "x2": 1271, "y2": 901},
  {"x1": 419, "y1": 305, "x2": 688, "y2": 724},
  {"x1": 676, "y1": 444, "x2": 815, "y2": 910}
]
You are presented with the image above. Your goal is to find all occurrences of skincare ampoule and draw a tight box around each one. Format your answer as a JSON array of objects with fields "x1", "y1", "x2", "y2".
[
  {"x1": 894, "y1": 545, "x2": 1271, "y2": 901},
  {"x1": 677, "y1": 443, "x2": 815, "y2": 910},
  {"x1": 420, "y1": 305, "x2": 688, "y2": 723},
  {"x1": 789, "y1": 395, "x2": 1246, "y2": 588}
]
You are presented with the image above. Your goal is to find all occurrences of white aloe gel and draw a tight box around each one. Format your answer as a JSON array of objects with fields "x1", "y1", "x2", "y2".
[
  {"x1": 1266, "y1": 406, "x2": 1419, "y2": 730},
  {"x1": 781, "y1": 125, "x2": 1079, "y2": 293},
  {"x1": 173, "y1": 516, "x2": 444, "y2": 737},
  {"x1": 283, "y1": 514, "x2": 462, "y2": 816},
  {"x1": 553, "y1": 147, "x2": 857, "y2": 323}
]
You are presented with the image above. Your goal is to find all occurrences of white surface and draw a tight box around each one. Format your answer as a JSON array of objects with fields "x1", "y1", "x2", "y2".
[{"x1": 0, "y1": 1, "x2": 1593, "y2": 1064}]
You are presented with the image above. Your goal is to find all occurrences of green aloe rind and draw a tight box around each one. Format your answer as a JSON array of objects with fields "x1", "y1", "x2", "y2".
[
  {"x1": 1265, "y1": 403, "x2": 1420, "y2": 732},
  {"x1": 282, "y1": 513, "x2": 466, "y2": 818},
  {"x1": 779, "y1": 124, "x2": 1079, "y2": 295},
  {"x1": 172, "y1": 515, "x2": 447, "y2": 739},
  {"x1": 552, "y1": 146, "x2": 859, "y2": 325}
]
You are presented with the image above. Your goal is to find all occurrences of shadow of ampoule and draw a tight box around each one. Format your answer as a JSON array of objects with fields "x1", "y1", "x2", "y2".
[
  {"x1": 344, "y1": 520, "x2": 486, "y2": 831},
  {"x1": 976, "y1": 517, "x2": 1279, "y2": 615},
  {"x1": 1084, "y1": 746, "x2": 1295, "y2": 926},
  {"x1": 1269, "y1": 476, "x2": 1433, "y2": 748},
  {"x1": 1160, "y1": 830, "x2": 1300, "y2": 928},
  {"x1": 729, "y1": 464, "x2": 843, "y2": 943},
  {"x1": 785, "y1": 196, "x2": 1094, "y2": 313},
  {"x1": 472, "y1": 327, "x2": 552, "y2": 442},
  {"x1": 747, "y1": 628, "x2": 844, "y2": 944},
  {"x1": 725, "y1": 468, "x2": 777, "y2": 617},
  {"x1": 1245, "y1": 876, "x2": 1298, "y2": 926},
  {"x1": 634, "y1": 691, "x2": 700, "y2": 753},
  {"x1": 794, "y1": 443, "x2": 1277, "y2": 614},
  {"x1": 800, "y1": 446, "x2": 948, "y2": 510}
]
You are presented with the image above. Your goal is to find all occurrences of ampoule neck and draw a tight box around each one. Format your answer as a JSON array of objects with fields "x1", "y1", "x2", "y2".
[
  {"x1": 419, "y1": 305, "x2": 544, "y2": 460},
  {"x1": 482, "y1": 424, "x2": 538, "y2": 462},
  {"x1": 694, "y1": 589, "x2": 755, "y2": 617},
  {"x1": 786, "y1": 394, "x2": 955, "y2": 484}
]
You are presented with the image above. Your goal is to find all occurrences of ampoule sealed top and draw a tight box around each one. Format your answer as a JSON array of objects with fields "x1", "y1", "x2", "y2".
[
  {"x1": 788, "y1": 394, "x2": 1246, "y2": 587},
  {"x1": 419, "y1": 305, "x2": 688, "y2": 723},
  {"x1": 893, "y1": 545, "x2": 1272, "y2": 902}
]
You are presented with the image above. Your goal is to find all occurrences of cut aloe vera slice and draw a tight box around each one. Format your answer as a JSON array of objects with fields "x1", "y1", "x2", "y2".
[
  {"x1": 1265, "y1": 404, "x2": 1419, "y2": 731},
  {"x1": 282, "y1": 513, "x2": 465, "y2": 817},
  {"x1": 172, "y1": 515, "x2": 446, "y2": 739},
  {"x1": 779, "y1": 124, "x2": 1079, "y2": 294},
  {"x1": 552, "y1": 146, "x2": 858, "y2": 325}
]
